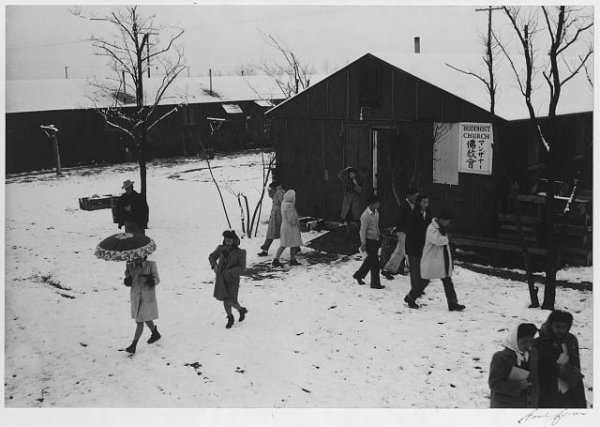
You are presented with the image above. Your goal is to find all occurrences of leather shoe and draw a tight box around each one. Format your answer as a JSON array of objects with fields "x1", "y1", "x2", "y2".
[
  {"x1": 352, "y1": 273, "x2": 365, "y2": 285},
  {"x1": 404, "y1": 295, "x2": 419, "y2": 309},
  {"x1": 371, "y1": 284, "x2": 385, "y2": 289},
  {"x1": 381, "y1": 271, "x2": 394, "y2": 280},
  {"x1": 449, "y1": 303, "x2": 466, "y2": 312}
]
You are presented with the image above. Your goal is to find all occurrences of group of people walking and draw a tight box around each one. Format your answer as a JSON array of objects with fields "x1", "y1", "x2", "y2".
[
  {"x1": 110, "y1": 175, "x2": 588, "y2": 412},
  {"x1": 489, "y1": 311, "x2": 587, "y2": 408},
  {"x1": 345, "y1": 178, "x2": 465, "y2": 311}
]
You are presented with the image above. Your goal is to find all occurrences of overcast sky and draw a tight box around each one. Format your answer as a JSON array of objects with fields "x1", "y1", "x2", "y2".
[
  {"x1": 1, "y1": 3, "x2": 526, "y2": 80},
  {"x1": 4, "y1": 2, "x2": 596, "y2": 81}
]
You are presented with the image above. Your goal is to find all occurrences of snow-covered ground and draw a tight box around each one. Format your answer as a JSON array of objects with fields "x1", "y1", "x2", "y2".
[{"x1": 3, "y1": 152, "x2": 594, "y2": 411}]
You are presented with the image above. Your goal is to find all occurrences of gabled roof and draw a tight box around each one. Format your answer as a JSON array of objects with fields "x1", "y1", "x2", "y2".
[
  {"x1": 5, "y1": 75, "x2": 289, "y2": 114},
  {"x1": 267, "y1": 52, "x2": 593, "y2": 121}
]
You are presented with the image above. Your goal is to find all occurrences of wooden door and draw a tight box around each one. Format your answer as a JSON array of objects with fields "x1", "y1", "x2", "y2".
[{"x1": 344, "y1": 125, "x2": 373, "y2": 209}]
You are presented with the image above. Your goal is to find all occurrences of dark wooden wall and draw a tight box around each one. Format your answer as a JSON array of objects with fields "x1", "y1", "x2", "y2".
[
  {"x1": 269, "y1": 54, "x2": 503, "y2": 237},
  {"x1": 6, "y1": 101, "x2": 275, "y2": 173}
]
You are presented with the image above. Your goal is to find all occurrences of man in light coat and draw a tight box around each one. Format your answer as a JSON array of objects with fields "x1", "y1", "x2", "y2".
[
  {"x1": 404, "y1": 195, "x2": 432, "y2": 308},
  {"x1": 352, "y1": 195, "x2": 384, "y2": 289},
  {"x1": 419, "y1": 211, "x2": 466, "y2": 311}
]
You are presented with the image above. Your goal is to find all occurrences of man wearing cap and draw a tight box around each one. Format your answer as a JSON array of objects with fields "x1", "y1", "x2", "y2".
[{"x1": 116, "y1": 180, "x2": 149, "y2": 234}]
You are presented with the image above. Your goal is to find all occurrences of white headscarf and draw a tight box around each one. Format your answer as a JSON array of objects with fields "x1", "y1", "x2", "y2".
[{"x1": 502, "y1": 326, "x2": 530, "y2": 366}]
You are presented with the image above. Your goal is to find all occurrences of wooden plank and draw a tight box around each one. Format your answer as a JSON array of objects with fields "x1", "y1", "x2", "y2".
[{"x1": 452, "y1": 236, "x2": 547, "y2": 255}]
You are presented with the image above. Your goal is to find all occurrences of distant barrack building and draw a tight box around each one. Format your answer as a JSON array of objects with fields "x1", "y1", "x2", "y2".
[
  {"x1": 5, "y1": 74, "x2": 328, "y2": 172},
  {"x1": 266, "y1": 53, "x2": 592, "y2": 266}
]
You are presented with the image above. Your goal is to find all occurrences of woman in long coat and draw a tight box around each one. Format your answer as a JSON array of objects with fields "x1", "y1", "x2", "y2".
[
  {"x1": 337, "y1": 167, "x2": 362, "y2": 234},
  {"x1": 419, "y1": 212, "x2": 465, "y2": 311},
  {"x1": 534, "y1": 310, "x2": 587, "y2": 408},
  {"x1": 258, "y1": 182, "x2": 285, "y2": 256},
  {"x1": 489, "y1": 323, "x2": 540, "y2": 408},
  {"x1": 272, "y1": 190, "x2": 303, "y2": 267},
  {"x1": 209, "y1": 230, "x2": 248, "y2": 329},
  {"x1": 123, "y1": 257, "x2": 161, "y2": 354}
]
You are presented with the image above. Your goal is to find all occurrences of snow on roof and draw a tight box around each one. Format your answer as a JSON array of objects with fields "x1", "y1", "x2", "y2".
[
  {"x1": 5, "y1": 75, "x2": 289, "y2": 114},
  {"x1": 268, "y1": 52, "x2": 593, "y2": 121}
]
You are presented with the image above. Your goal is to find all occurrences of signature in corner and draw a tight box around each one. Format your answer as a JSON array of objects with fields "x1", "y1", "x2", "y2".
[{"x1": 518, "y1": 409, "x2": 587, "y2": 425}]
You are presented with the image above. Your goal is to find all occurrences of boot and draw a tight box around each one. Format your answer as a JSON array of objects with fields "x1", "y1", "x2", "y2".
[
  {"x1": 258, "y1": 250, "x2": 268, "y2": 257},
  {"x1": 449, "y1": 302, "x2": 466, "y2": 312},
  {"x1": 289, "y1": 259, "x2": 301, "y2": 266},
  {"x1": 147, "y1": 326, "x2": 161, "y2": 344},
  {"x1": 125, "y1": 341, "x2": 138, "y2": 354},
  {"x1": 272, "y1": 258, "x2": 283, "y2": 267},
  {"x1": 404, "y1": 295, "x2": 420, "y2": 309},
  {"x1": 352, "y1": 273, "x2": 365, "y2": 285},
  {"x1": 239, "y1": 307, "x2": 248, "y2": 322},
  {"x1": 381, "y1": 270, "x2": 394, "y2": 280},
  {"x1": 226, "y1": 315, "x2": 235, "y2": 329}
]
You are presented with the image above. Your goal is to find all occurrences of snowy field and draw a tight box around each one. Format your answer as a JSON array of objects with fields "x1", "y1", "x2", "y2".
[{"x1": 3, "y1": 151, "x2": 594, "y2": 412}]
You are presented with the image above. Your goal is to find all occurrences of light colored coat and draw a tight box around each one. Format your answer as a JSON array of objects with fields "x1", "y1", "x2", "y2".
[
  {"x1": 280, "y1": 190, "x2": 303, "y2": 248},
  {"x1": 420, "y1": 219, "x2": 453, "y2": 280},
  {"x1": 125, "y1": 260, "x2": 160, "y2": 322},
  {"x1": 359, "y1": 207, "x2": 381, "y2": 245},
  {"x1": 266, "y1": 187, "x2": 285, "y2": 239}
]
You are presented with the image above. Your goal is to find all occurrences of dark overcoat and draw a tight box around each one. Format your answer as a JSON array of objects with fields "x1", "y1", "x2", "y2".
[
  {"x1": 116, "y1": 190, "x2": 149, "y2": 229},
  {"x1": 489, "y1": 347, "x2": 540, "y2": 408},
  {"x1": 534, "y1": 324, "x2": 587, "y2": 408},
  {"x1": 209, "y1": 245, "x2": 246, "y2": 302},
  {"x1": 405, "y1": 208, "x2": 432, "y2": 256}
]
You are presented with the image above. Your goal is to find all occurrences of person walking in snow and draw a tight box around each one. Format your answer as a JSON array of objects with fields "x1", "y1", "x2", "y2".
[
  {"x1": 209, "y1": 230, "x2": 248, "y2": 329},
  {"x1": 123, "y1": 256, "x2": 161, "y2": 354},
  {"x1": 272, "y1": 190, "x2": 303, "y2": 267},
  {"x1": 116, "y1": 180, "x2": 149, "y2": 234},
  {"x1": 381, "y1": 186, "x2": 418, "y2": 280},
  {"x1": 352, "y1": 195, "x2": 384, "y2": 289},
  {"x1": 403, "y1": 194, "x2": 432, "y2": 308},
  {"x1": 338, "y1": 166, "x2": 362, "y2": 237},
  {"x1": 534, "y1": 310, "x2": 586, "y2": 408},
  {"x1": 418, "y1": 210, "x2": 466, "y2": 311},
  {"x1": 258, "y1": 181, "x2": 286, "y2": 257},
  {"x1": 489, "y1": 323, "x2": 540, "y2": 408}
]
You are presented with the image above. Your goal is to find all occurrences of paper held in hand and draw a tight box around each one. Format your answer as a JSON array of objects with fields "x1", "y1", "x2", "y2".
[{"x1": 508, "y1": 366, "x2": 530, "y2": 381}]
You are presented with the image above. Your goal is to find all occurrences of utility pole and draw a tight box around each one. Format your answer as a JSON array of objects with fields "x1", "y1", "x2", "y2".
[
  {"x1": 145, "y1": 32, "x2": 158, "y2": 78},
  {"x1": 64, "y1": 66, "x2": 69, "y2": 79}
]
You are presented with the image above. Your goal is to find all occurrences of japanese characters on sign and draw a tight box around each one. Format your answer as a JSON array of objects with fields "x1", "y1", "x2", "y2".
[{"x1": 458, "y1": 122, "x2": 493, "y2": 175}]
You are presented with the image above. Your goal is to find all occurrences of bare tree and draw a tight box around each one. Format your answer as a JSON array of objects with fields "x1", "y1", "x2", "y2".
[
  {"x1": 75, "y1": 6, "x2": 186, "y2": 198},
  {"x1": 447, "y1": 6, "x2": 541, "y2": 308},
  {"x1": 498, "y1": 5, "x2": 593, "y2": 310},
  {"x1": 256, "y1": 30, "x2": 313, "y2": 98}
]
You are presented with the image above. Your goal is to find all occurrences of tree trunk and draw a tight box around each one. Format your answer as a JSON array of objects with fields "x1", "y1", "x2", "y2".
[
  {"x1": 541, "y1": 145, "x2": 557, "y2": 310},
  {"x1": 138, "y1": 131, "x2": 147, "y2": 199},
  {"x1": 50, "y1": 134, "x2": 63, "y2": 177}
]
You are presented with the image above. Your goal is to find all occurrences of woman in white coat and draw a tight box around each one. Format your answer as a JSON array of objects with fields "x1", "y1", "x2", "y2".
[
  {"x1": 420, "y1": 210, "x2": 466, "y2": 311},
  {"x1": 123, "y1": 256, "x2": 161, "y2": 354},
  {"x1": 272, "y1": 190, "x2": 303, "y2": 267}
]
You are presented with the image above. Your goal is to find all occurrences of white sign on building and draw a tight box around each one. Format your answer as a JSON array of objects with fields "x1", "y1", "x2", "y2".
[{"x1": 458, "y1": 122, "x2": 493, "y2": 175}]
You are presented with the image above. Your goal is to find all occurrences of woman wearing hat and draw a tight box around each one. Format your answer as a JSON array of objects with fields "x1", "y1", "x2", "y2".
[
  {"x1": 489, "y1": 323, "x2": 540, "y2": 408},
  {"x1": 337, "y1": 167, "x2": 362, "y2": 236},
  {"x1": 209, "y1": 230, "x2": 248, "y2": 329}
]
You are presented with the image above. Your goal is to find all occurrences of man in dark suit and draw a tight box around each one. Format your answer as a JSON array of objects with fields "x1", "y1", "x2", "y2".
[
  {"x1": 382, "y1": 187, "x2": 419, "y2": 279},
  {"x1": 403, "y1": 194, "x2": 432, "y2": 308},
  {"x1": 116, "y1": 180, "x2": 149, "y2": 234}
]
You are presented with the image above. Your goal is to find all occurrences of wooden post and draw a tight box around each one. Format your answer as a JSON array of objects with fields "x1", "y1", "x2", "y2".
[{"x1": 40, "y1": 125, "x2": 63, "y2": 177}]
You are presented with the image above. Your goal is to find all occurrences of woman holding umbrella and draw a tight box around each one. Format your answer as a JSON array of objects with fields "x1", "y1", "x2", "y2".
[
  {"x1": 95, "y1": 232, "x2": 161, "y2": 354},
  {"x1": 123, "y1": 256, "x2": 161, "y2": 354}
]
